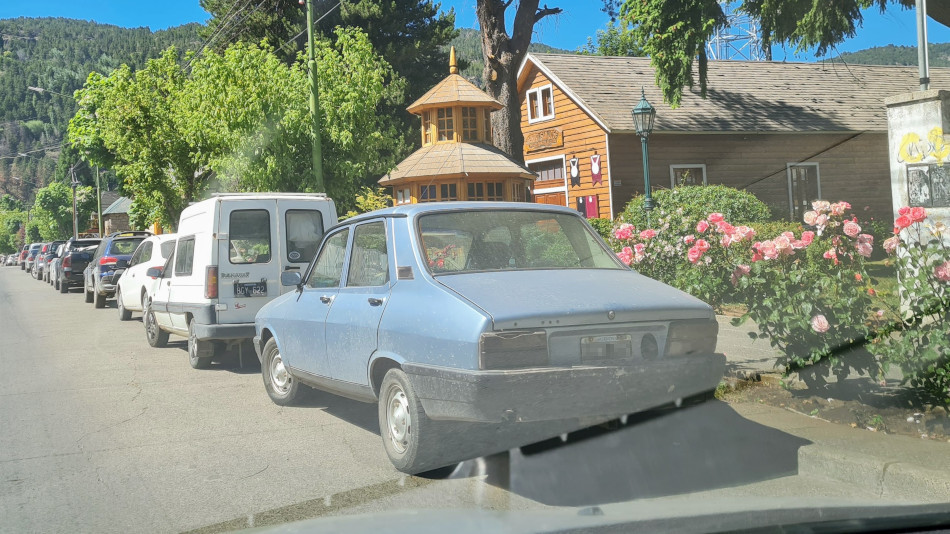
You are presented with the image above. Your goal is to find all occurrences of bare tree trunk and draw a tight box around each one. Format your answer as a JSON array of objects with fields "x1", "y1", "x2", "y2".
[{"x1": 476, "y1": 0, "x2": 561, "y2": 162}]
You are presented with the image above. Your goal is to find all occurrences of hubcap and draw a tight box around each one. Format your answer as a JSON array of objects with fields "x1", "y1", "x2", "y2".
[
  {"x1": 270, "y1": 353, "x2": 291, "y2": 393},
  {"x1": 146, "y1": 311, "x2": 157, "y2": 340},
  {"x1": 387, "y1": 386, "x2": 411, "y2": 454}
]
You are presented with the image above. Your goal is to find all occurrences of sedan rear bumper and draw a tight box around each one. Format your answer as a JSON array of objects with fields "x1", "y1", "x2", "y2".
[{"x1": 404, "y1": 354, "x2": 726, "y2": 423}]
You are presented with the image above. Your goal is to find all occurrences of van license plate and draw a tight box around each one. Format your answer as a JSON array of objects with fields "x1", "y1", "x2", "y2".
[{"x1": 234, "y1": 280, "x2": 267, "y2": 297}]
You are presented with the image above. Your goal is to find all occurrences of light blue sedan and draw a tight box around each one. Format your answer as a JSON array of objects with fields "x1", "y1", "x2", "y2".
[{"x1": 254, "y1": 202, "x2": 725, "y2": 473}]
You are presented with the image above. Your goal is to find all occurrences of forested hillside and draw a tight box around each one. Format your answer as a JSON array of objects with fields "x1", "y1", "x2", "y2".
[
  {"x1": 0, "y1": 18, "x2": 202, "y2": 199},
  {"x1": 449, "y1": 28, "x2": 571, "y2": 83},
  {"x1": 828, "y1": 42, "x2": 950, "y2": 67}
]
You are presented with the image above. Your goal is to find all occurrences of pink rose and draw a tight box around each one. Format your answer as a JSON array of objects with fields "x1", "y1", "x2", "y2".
[
  {"x1": 812, "y1": 200, "x2": 831, "y2": 213},
  {"x1": 830, "y1": 201, "x2": 851, "y2": 217},
  {"x1": 735, "y1": 226, "x2": 755, "y2": 241},
  {"x1": 857, "y1": 233, "x2": 873, "y2": 245},
  {"x1": 613, "y1": 223, "x2": 634, "y2": 241},
  {"x1": 790, "y1": 239, "x2": 806, "y2": 250},
  {"x1": 695, "y1": 239, "x2": 710, "y2": 252},
  {"x1": 617, "y1": 246, "x2": 633, "y2": 266},
  {"x1": 935, "y1": 261, "x2": 950, "y2": 282},
  {"x1": 803, "y1": 211, "x2": 818, "y2": 226},
  {"x1": 811, "y1": 314, "x2": 830, "y2": 333},
  {"x1": 781, "y1": 231, "x2": 795, "y2": 240},
  {"x1": 855, "y1": 242, "x2": 872, "y2": 258},
  {"x1": 815, "y1": 214, "x2": 829, "y2": 227},
  {"x1": 634, "y1": 243, "x2": 646, "y2": 256},
  {"x1": 750, "y1": 246, "x2": 764, "y2": 262},
  {"x1": 683, "y1": 234, "x2": 695, "y2": 245},
  {"x1": 716, "y1": 221, "x2": 735, "y2": 235},
  {"x1": 910, "y1": 207, "x2": 926, "y2": 223},
  {"x1": 758, "y1": 240, "x2": 778, "y2": 260},
  {"x1": 883, "y1": 236, "x2": 900, "y2": 254},
  {"x1": 895, "y1": 215, "x2": 912, "y2": 230},
  {"x1": 823, "y1": 248, "x2": 837, "y2": 261},
  {"x1": 639, "y1": 229, "x2": 657, "y2": 240},
  {"x1": 731, "y1": 264, "x2": 751, "y2": 286},
  {"x1": 898, "y1": 206, "x2": 910, "y2": 217},
  {"x1": 720, "y1": 234, "x2": 733, "y2": 248},
  {"x1": 801, "y1": 231, "x2": 815, "y2": 245},
  {"x1": 773, "y1": 235, "x2": 793, "y2": 255},
  {"x1": 707, "y1": 213, "x2": 724, "y2": 223},
  {"x1": 843, "y1": 221, "x2": 861, "y2": 238},
  {"x1": 696, "y1": 220, "x2": 710, "y2": 233},
  {"x1": 687, "y1": 246, "x2": 703, "y2": 264}
]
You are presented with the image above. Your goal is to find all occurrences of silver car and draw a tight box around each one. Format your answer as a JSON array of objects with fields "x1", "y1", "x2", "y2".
[{"x1": 253, "y1": 202, "x2": 725, "y2": 474}]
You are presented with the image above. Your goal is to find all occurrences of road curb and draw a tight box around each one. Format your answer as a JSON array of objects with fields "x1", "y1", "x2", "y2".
[{"x1": 798, "y1": 444, "x2": 950, "y2": 502}]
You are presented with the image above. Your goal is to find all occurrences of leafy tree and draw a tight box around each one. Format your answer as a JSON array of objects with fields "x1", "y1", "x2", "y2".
[
  {"x1": 476, "y1": 0, "x2": 562, "y2": 158},
  {"x1": 577, "y1": 20, "x2": 643, "y2": 57},
  {"x1": 607, "y1": 0, "x2": 950, "y2": 107},
  {"x1": 31, "y1": 181, "x2": 96, "y2": 239}
]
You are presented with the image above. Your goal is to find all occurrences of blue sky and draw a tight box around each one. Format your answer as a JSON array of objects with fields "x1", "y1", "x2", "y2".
[{"x1": 1, "y1": 0, "x2": 948, "y2": 59}]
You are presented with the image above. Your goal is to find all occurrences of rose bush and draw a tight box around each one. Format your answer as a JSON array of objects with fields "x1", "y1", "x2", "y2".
[{"x1": 871, "y1": 208, "x2": 950, "y2": 403}]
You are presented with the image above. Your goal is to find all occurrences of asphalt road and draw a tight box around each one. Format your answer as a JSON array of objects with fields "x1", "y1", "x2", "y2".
[{"x1": 0, "y1": 266, "x2": 908, "y2": 533}]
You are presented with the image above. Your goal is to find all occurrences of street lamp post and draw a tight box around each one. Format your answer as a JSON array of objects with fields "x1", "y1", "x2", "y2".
[{"x1": 631, "y1": 88, "x2": 658, "y2": 223}]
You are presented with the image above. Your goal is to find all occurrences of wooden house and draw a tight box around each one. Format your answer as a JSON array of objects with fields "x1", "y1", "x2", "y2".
[
  {"x1": 380, "y1": 48, "x2": 535, "y2": 204},
  {"x1": 517, "y1": 53, "x2": 950, "y2": 222}
]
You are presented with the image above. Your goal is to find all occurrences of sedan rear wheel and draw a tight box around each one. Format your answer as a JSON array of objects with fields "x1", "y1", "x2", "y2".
[
  {"x1": 188, "y1": 319, "x2": 214, "y2": 369},
  {"x1": 94, "y1": 288, "x2": 106, "y2": 309},
  {"x1": 144, "y1": 303, "x2": 169, "y2": 348},
  {"x1": 84, "y1": 282, "x2": 93, "y2": 303},
  {"x1": 117, "y1": 288, "x2": 131, "y2": 321},
  {"x1": 378, "y1": 368, "x2": 443, "y2": 474},
  {"x1": 262, "y1": 338, "x2": 302, "y2": 405}
]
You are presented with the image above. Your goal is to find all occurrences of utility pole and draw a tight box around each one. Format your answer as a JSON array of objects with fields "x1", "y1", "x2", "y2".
[
  {"x1": 70, "y1": 165, "x2": 79, "y2": 239},
  {"x1": 301, "y1": 0, "x2": 325, "y2": 193},
  {"x1": 917, "y1": 0, "x2": 930, "y2": 91},
  {"x1": 95, "y1": 165, "x2": 102, "y2": 235}
]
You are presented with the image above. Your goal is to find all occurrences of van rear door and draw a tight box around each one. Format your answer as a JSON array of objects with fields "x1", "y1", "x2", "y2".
[
  {"x1": 217, "y1": 200, "x2": 278, "y2": 325},
  {"x1": 277, "y1": 199, "x2": 335, "y2": 295}
]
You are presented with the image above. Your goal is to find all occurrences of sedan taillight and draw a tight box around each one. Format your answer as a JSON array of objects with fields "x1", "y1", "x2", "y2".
[
  {"x1": 99, "y1": 256, "x2": 117, "y2": 267},
  {"x1": 63, "y1": 256, "x2": 71, "y2": 268},
  {"x1": 478, "y1": 330, "x2": 548, "y2": 370}
]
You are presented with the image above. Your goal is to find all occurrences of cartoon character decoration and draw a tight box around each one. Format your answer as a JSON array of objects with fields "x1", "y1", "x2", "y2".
[
  {"x1": 569, "y1": 155, "x2": 580, "y2": 187},
  {"x1": 591, "y1": 153, "x2": 602, "y2": 185},
  {"x1": 576, "y1": 195, "x2": 599, "y2": 218}
]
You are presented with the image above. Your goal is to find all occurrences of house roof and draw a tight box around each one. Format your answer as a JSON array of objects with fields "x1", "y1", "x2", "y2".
[
  {"x1": 379, "y1": 143, "x2": 535, "y2": 185},
  {"x1": 102, "y1": 196, "x2": 132, "y2": 215},
  {"x1": 406, "y1": 74, "x2": 503, "y2": 115},
  {"x1": 521, "y1": 53, "x2": 950, "y2": 134}
]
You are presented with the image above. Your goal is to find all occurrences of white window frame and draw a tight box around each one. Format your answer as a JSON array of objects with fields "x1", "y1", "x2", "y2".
[
  {"x1": 669, "y1": 164, "x2": 708, "y2": 187},
  {"x1": 526, "y1": 154, "x2": 568, "y2": 205},
  {"x1": 786, "y1": 162, "x2": 822, "y2": 219},
  {"x1": 526, "y1": 84, "x2": 555, "y2": 124},
  {"x1": 395, "y1": 188, "x2": 411, "y2": 205}
]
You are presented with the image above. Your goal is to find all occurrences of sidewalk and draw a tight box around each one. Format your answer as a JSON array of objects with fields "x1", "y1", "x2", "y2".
[
  {"x1": 734, "y1": 401, "x2": 950, "y2": 502},
  {"x1": 716, "y1": 314, "x2": 782, "y2": 376}
]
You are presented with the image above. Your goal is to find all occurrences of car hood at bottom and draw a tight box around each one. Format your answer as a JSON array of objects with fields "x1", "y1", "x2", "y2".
[{"x1": 433, "y1": 268, "x2": 713, "y2": 330}]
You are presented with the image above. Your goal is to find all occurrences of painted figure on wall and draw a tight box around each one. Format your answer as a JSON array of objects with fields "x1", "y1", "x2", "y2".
[
  {"x1": 569, "y1": 155, "x2": 580, "y2": 187},
  {"x1": 591, "y1": 153, "x2": 602, "y2": 185}
]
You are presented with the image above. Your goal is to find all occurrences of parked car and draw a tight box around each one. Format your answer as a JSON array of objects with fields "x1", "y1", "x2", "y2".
[
  {"x1": 46, "y1": 243, "x2": 65, "y2": 285},
  {"x1": 18, "y1": 244, "x2": 29, "y2": 270},
  {"x1": 24, "y1": 243, "x2": 42, "y2": 274},
  {"x1": 252, "y1": 202, "x2": 726, "y2": 474},
  {"x1": 146, "y1": 193, "x2": 337, "y2": 369},
  {"x1": 55, "y1": 237, "x2": 102, "y2": 292},
  {"x1": 114, "y1": 234, "x2": 177, "y2": 320},
  {"x1": 84, "y1": 231, "x2": 152, "y2": 308},
  {"x1": 36, "y1": 241, "x2": 65, "y2": 282}
]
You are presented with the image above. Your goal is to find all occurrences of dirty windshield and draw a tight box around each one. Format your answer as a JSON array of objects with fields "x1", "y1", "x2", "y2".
[{"x1": 2, "y1": 2, "x2": 950, "y2": 534}]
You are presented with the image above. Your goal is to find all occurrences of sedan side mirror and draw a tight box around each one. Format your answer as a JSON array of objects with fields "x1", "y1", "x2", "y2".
[
  {"x1": 146, "y1": 266, "x2": 163, "y2": 279},
  {"x1": 280, "y1": 271, "x2": 302, "y2": 288}
]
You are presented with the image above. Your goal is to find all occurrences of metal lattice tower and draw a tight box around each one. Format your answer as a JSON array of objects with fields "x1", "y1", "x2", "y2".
[{"x1": 706, "y1": 2, "x2": 766, "y2": 61}]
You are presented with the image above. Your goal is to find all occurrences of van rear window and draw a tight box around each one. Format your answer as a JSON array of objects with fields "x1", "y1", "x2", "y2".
[
  {"x1": 229, "y1": 210, "x2": 271, "y2": 264},
  {"x1": 285, "y1": 210, "x2": 324, "y2": 264}
]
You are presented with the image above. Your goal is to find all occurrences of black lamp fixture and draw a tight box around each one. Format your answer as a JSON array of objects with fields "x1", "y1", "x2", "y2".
[{"x1": 631, "y1": 87, "x2": 657, "y2": 213}]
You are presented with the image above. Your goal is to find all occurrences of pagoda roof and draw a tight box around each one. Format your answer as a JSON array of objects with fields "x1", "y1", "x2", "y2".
[
  {"x1": 379, "y1": 142, "x2": 535, "y2": 185},
  {"x1": 406, "y1": 74, "x2": 503, "y2": 115}
]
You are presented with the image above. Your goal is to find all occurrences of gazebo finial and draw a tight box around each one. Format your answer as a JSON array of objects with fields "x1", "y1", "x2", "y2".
[{"x1": 449, "y1": 46, "x2": 458, "y2": 75}]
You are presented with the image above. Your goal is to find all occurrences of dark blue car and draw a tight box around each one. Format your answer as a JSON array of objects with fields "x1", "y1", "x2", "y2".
[{"x1": 83, "y1": 231, "x2": 152, "y2": 308}]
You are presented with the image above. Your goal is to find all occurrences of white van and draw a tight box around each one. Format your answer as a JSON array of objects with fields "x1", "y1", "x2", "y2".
[{"x1": 145, "y1": 193, "x2": 337, "y2": 369}]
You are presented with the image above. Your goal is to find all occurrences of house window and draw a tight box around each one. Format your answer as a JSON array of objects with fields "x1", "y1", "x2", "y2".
[
  {"x1": 395, "y1": 188, "x2": 411, "y2": 205},
  {"x1": 437, "y1": 107, "x2": 454, "y2": 141},
  {"x1": 483, "y1": 109, "x2": 492, "y2": 143},
  {"x1": 422, "y1": 110, "x2": 433, "y2": 144},
  {"x1": 467, "y1": 182, "x2": 504, "y2": 201},
  {"x1": 461, "y1": 107, "x2": 478, "y2": 141},
  {"x1": 467, "y1": 182, "x2": 485, "y2": 200},
  {"x1": 670, "y1": 164, "x2": 707, "y2": 187},
  {"x1": 419, "y1": 185, "x2": 436, "y2": 203},
  {"x1": 526, "y1": 85, "x2": 555, "y2": 123},
  {"x1": 529, "y1": 158, "x2": 564, "y2": 183},
  {"x1": 440, "y1": 183, "x2": 458, "y2": 201},
  {"x1": 787, "y1": 163, "x2": 821, "y2": 221},
  {"x1": 512, "y1": 182, "x2": 528, "y2": 202}
]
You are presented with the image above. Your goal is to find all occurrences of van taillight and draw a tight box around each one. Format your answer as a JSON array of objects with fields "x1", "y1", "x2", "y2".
[{"x1": 205, "y1": 265, "x2": 218, "y2": 299}]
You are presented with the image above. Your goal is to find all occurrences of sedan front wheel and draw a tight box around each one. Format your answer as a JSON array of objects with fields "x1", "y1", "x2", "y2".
[{"x1": 261, "y1": 338, "x2": 302, "y2": 406}]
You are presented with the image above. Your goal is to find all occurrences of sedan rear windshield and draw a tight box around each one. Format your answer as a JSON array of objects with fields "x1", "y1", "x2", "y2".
[
  {"x1": 108, "y1": 238, "x2": 146, "y2": 256},
  {"x1": 417, "y1": 209, "x2": 623, "y2": 274}
]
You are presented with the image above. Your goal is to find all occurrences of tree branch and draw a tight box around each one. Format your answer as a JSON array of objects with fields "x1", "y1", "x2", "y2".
[{"x1": 534, "y1": 5, "x2": 563, "y2": 24}]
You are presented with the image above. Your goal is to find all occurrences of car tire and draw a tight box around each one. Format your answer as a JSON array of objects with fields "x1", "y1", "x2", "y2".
[
  {"x1": 144, "y1": 303, "x2": 169, "y2": 348},
  {"x1": 188, "y1": 319, "x2": 214, "y2": 369},
  {"x1": 261, "y1": 338, "x2": 302, "y2": 406},
  {"x1": 378, "y1": 368, "x2": 444, "y2": 474},
  {"x1": 59, "y1": 279, "x2": 67, "y2": 293},
  {"x1": 94, "y1": 288, "x2": 106, "y2": 309},
  {"x1": 117, "y1": 289, "x2": 131, "y2": 321},
  {"x1": 84, "y1": 283, "x2": 93, "y2": 303}
]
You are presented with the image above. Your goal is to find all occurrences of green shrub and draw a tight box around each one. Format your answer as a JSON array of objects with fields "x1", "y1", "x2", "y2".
[
  {"x1": 749, "y1": 220, "x2": 804, "y2": 241},
  {"x1": 620, "y1": 185, "x2": 771, "y2": 230},
  {"x1": 587, "y1": 217, "x2": 613, "y2": 241}
]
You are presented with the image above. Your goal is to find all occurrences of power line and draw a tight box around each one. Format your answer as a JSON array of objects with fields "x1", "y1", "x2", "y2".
[
  {"x1": 0, "y1": 143, "x2": 63, "y2": 160},
  {"x1": 186, "y1": 0, "x2": 269, "y2": 70},
  {"x1": 278, "y1": 1, "x2": 342, "y2": 54}
]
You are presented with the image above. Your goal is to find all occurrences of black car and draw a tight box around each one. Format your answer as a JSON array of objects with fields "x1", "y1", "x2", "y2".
[
  {"x1": 57, "y1": 237, "x2": 103, "y2": 293},
  {"x1": 83, "y1": 231, "x2": 152, "y2": 308}
]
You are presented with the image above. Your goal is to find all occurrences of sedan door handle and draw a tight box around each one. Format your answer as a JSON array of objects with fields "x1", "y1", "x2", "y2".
[
  {"x1": 367, "y1": 297, "x2": 384, "y2": 306},
  {"x1": 320, "y1": 295, "x2": 334, "y2": 304}
]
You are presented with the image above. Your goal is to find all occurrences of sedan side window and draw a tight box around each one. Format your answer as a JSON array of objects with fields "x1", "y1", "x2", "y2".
[
  {"x1": 306, "y1": 229, "x2": 349, "y2": 289},
  {"x1": 346, "y1": 222, "x2": 388, "y2": 287}
]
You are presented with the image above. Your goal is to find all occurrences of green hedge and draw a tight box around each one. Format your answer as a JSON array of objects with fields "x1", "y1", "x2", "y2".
[{"x1": 620, "y1": 185, "x2": 771, "y2": 229}]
